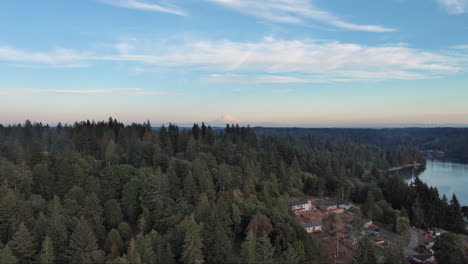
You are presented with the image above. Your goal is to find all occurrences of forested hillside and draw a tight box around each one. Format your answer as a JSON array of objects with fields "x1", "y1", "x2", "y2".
[
  {"x1": 254, "y1": 127, "x2": 468, "y2": 162},
  {"x1": 0, "y1": 119, "x2": 465, "y2": 264}
]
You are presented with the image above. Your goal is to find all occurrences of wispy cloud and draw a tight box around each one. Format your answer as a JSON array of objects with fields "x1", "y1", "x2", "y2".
[
  {"x1": 113, "y1": 37, "x2": 458, "y2": 81},
  {"x1": 205, "y1": 0, "x2": 396, "y2": 32},
  {"x1": 452, "y1": 44, "x2": 468, "y2": 49},
  {"x1": 0, "y1": 37, "x2": 462, "y2": 82},
  {"x1": 206, "y1": 74, "x2": 353, "y2": 83},
  {"x1": 0, "y1": 46, "x2": 91, "y2": 68},
  {"x1": 1, "y1": 88, "x2": 170, "y2": 96},
  {"x1": 98, "y1": 0, "x2": 186, "y2": 16},
  {"x1": 436, "y1": 0, "x2": 467, "y2": 14}
]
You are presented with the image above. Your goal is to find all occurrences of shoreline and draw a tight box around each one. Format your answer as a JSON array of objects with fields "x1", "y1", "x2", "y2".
[{"x1": 387, "y1": 162, "x2": 424, "y2": 172}]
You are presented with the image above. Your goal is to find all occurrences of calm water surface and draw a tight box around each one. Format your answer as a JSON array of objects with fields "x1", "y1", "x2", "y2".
[{"x1": 408, "y1": 160, "x2": 468, "y2": 206}]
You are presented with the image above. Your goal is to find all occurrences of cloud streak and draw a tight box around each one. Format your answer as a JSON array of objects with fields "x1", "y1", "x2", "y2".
[
  {"x1": 206, "y1": 0, "x2": 396, "y2": 32},
  {"x1": 0, "y1": 88, "x2": 170, "y2": 96},
  {"x1": 98, "y1": 0, "x2": 186, "y2": 16},
  {"x1": 437, "y1": 0, "x2": 467, "y2": 14},
  {"x1": 0, "y1": 37, "x2": 463, "y2": 83},
  {"x1": 0, "y1": 46, "x2": 91, "y2": 68}
]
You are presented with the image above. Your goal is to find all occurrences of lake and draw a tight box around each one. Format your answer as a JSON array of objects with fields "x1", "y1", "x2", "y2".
[{"x1": 407, "y1": 160, "x2": 468, "y2": 206}]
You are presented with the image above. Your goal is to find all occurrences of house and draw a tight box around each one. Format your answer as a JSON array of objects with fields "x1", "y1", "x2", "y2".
[
  {"x1": 364, "y1": 220, "x2": 373, "y2": 228},
  {"x1": 367, "y1": 229, "x2": 379, "y2": 237},
  {"x1": 302, "y1": 222, "x2": 322, "y2": 233},
  {"x1": 408, "y1": 255, "x2": 436, "y2": 264},
  {"x1": 425, "y1": 242, "x2": 434, "y2": 250},
  {"x1": 291, "y1": 200, "x2": 312, "y2": 211},
  {"x1": 339, "y1": 201, "x2": 352, "y2": 210},
  {"x1": 329, "y1": 208, "x2": 345, "y2": 214},
  {"x1": 428, "y1": 228, "x2": 448, "y2": 237},
  {"x1": 318, "y1": 203, "x2": 338, "y2": 211}
]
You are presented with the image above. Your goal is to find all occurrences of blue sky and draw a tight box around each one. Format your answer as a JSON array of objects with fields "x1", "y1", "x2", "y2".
[{"x1": 1, "y1": 0, "x2": 468, "y2": 126}]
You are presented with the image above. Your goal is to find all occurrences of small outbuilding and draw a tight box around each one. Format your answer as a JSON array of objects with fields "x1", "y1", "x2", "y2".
[
  {"x1": 364, "y1": 220, "x2": 373, "y2": 228},
  {"x1": 302, "y1": 222, "x2": 322, "y2": 233},
  {"x1": 339, "y1": 201, "x2": 352, "y2": 210},
  {"x1": 291, "y1": 200, "x2": 313, "y2": 211},
  {"x1": 428, "y1": 228, "x2": 448, "y2": 237}
]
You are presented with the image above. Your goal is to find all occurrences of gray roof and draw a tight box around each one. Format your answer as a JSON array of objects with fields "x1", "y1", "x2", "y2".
[
  {"x1": 410, "y1": 255, "x2": 434, "y2": 261},
  {"x1": 341, "y1": 201, "x2": 351, "y2": 206},
  {"x1": 291, "y1": 200, "x2": 309, "y2": 206},
  {"x1": 302, "y1": 222, "x2": 321, "y2": 228},
  {"x1": 319, "y1": 203, "x2": 337, "y2": 207}
]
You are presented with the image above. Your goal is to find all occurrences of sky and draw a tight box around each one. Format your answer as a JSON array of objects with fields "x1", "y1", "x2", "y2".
[{"x1": 1, "y1": 0, "x2": 468, "y2": 126}]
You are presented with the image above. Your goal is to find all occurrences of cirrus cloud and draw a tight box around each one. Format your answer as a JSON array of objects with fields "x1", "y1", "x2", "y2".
[
  {"x1": 0, "y1": 37, "x2": 464, "y2": 83},
  {"x1": 206, "y1": 0, "x2": 396, "y2": 32},
  {"x1": 98, "y1": 0, "x2": 187, "y2": 16},
  {"x1": 437, "y1": 0, "x2": 468, "y2": 14}
]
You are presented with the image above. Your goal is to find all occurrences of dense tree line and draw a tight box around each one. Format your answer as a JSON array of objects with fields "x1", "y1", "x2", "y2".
[
  {"x1": 0, "y1": 119, "x2": 464, "y2": 264},
  {"x1": 254, "y1": 127, "x2": 468, "y2": 163}
]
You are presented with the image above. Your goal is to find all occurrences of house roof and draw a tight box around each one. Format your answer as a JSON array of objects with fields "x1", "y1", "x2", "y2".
[
  {"x1": 319, "y1": 202, "x2": 337, "y2": 207},
  {"x1": 302, "y1": 222, "x2": 321, "y2": 228},
  {"x1": 291, "y1": 200, "x2": 309, "y2": 206},
  {"x1": 340, "y1": 201, "x2": 351, "y2": 206},
  {"x1": 410, "y1": 255, "x2": 434, "y2": 262}
]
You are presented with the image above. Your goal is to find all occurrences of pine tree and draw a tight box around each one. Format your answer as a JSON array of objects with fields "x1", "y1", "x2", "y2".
[
  {"x1": 39, "y1": 236, "x2": 55, "y2": 264},
  {"x1": 104, "y1": 199, "x2": 123, "y2": 229},
  {"x1": 180, "y1": 215, "x2": 204, "y2": 264},
  {"x1": 68, "y1": 217, "x2": 98, "y2": 264},
  {"x1": 384, "y1": 245, "x2": 406, "y2": 264},
  {"x1": 283, "y1": 244, "x2": 299, "y2": 264},
  {"x1": 9, "y1": 223, "x2": 37, "y2": 264},
  {"x1": 183, "y1": 172, "x2": 199, "y2": 204},
  {"x1": 256, "y1": 234, "x2": 275, "y2": 264},
  {"x1": 81, "y1": 193, "x2": 105, "y2": 242},
  {"x1": 355, "y1": 236, "x2": 377, "y2": 264},
  {"x1": 240, "y1": 230, "x2": 257, "y2": 264},
  {"x1": 448, "y1": 194, "x2": 465, "y2": 233},
  {"x1": 0, "y1": 245, "x2": 18, "y2": 264},
  {"x1": 104, "y1": 229, "x2": 124, "y2": 257},
  {"x1": 135, "y1": 235, "x2": 155, "y2": 264},
  {"x1": 203, "y1": 210, "x2": 232, "y2": 264},
  {"x1": 45, "y1": 201, "x2": 68, "y2": 264},
  {"x1": 433, "y1": 232, "x2": 466, "y2": 264},
  {"x1": 126, "y1": 238, "x2": 141, "y2": 264}
]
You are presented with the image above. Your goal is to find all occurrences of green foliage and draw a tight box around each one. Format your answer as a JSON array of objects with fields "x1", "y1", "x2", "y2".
[
  {"x1": 433, "y1": 232, "x2": 466, "y2": 264},
  {"x1": 104, "y1": 200, "x2": 123, "y2": 229},
  {"x1": 135, "y1": 235, "x2": 155, "y2": 264},
  {"x1": 68, "y1": 217, "x2": 98, "y2": 264},
  {"x1": 126, "y1": 238, "x2": 141, "y2": 264},
  {"x1": 8, "y1": 223, "x2": 37, "y2": 264},
  {"x1": 384, "y1": 245, "x2": 406, "y2": 264},
  {"x1": 117, "y1": 222, "x2": 132, "y2": 242},
  {"x1": 395, "y1": 216, "x2": 410, "y2": 236},
  {"x1": 104, "y1": 229, "x2": 124, "y2": 257},
  {"x1": 45, "y1": 198, "x2": 68, "y2": 263},
  {"x1": 0, "y1": 188, "x2": 17, "y2": 243},
  {"x1": 2, "y1": 120, "x2": 467, "y2": 264},
  {"x1": 354, "y1": 236, "x2": 377, "y2": 264},
  {"x1": 322, "y1": 213, "x2": 338, "y2": 236},
  {"x1": 256, "y1": 234, "x2": 275, "y2": 264},
  {"x1": 240, "y1": 230, "x2": 257, "y2": 264},
  {"x1": 180, "y1": 215, "x2": 204, "y2": 264},
  {"x1": 39, "y1": 236, "x2": 55, "y2": 264},
  {"x1": 203, "y1": 209, "x2": 232, "y2": 263},
  {"x1": 0, "y1": 245, "x2": 18, "y2": 264}
]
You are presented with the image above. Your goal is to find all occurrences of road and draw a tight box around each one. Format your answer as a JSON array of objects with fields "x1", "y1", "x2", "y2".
[{"x1": 404, "y1": 228, "x2": 419, "y2": 255}]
